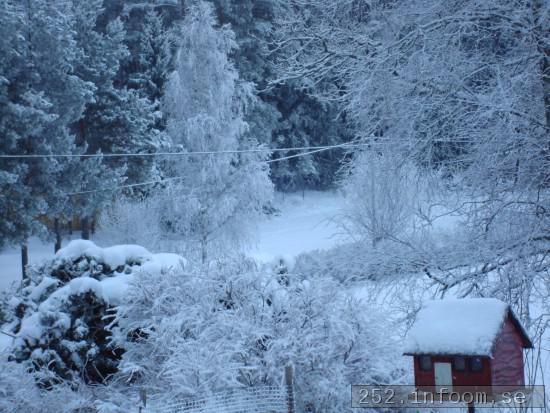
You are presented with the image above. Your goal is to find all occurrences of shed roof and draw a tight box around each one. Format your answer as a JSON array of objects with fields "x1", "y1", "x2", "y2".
[{"x1": 403, "y1": 298, "x2": 532, "y2": 357}]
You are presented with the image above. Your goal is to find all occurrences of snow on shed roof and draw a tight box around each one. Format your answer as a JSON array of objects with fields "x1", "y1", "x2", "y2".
[{"x1": 403, "y1": 298, "x2": 530, "y2": 356}]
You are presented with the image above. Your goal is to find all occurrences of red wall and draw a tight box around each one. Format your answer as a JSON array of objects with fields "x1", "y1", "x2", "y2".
[
  {"x1": 490, "y1": 316, "x2": 525, "y2": 388},
  {"x1": 412, "y1": 315, "x2": 526, "y2": 390},
  {"x1": 414, "y1": 356, "x2": 492, "y2": 387}
]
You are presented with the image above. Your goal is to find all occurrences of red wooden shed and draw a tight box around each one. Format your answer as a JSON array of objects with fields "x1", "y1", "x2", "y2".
[{"x1": 404, "y1": 298, "x2": 533, "y2": 392}]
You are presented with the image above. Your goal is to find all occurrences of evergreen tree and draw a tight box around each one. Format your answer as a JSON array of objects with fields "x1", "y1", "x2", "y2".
[
  {"x1": 0, "y1": 0, "x2": 51, "y2": 253},
  {"x1": 128, "y1": 10, "x2": 172, "y2": 112},
  {"x1": 0, "y1": 0, "x2": 95, "y2": 271},
  {"x1": 24, "y1": 0, "x2": 95, "y2": 250},
  {"x1": 69, "y1": 0, "x2": 159, "y2": 234}
]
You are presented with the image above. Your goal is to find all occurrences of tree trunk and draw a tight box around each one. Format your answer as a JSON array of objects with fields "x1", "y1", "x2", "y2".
[
  {"x1": 81, "y1": 216, "x2": 90, "y2": 240},
  {"x1": 284, "y1": 365, "x2": 295, "y2": 413},
  {"x1": 201, "y1": 236, "x2": 207, "y2": 264},
  {"x1": 21, "y1": 243, "x2": 28, "y2": 281},
  {"x1": 54, "y1": 218, "x2": 62, "y2": 253},
  {"x1": 532, "y1": 0, "x2": 550, "y2": 127}
]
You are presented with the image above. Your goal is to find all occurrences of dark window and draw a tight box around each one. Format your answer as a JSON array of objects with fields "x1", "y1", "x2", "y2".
[
  {"x1": 454, "y1": 357, "x2": 466, "y2": 371},
  {"x1": 419, "y1": 356, "x2": 432, "y2": 371},
  {"x1": 470, "y1": 357, "x2": 483, "y2": 372}
]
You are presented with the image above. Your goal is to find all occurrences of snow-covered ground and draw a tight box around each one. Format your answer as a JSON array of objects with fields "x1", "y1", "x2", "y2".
[
  {"x1": 0, "y1": 237, "x2": 60, "y2": 292},
  {"x1": 0, "y1": 191, "x2": 346, "y2": 292},
  {"x1": 248, "y1": 190, "x2": 346, "y2": 262}
]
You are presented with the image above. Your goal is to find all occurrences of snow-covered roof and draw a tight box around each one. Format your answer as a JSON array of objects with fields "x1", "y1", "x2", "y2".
[{"x1": 403, "y1": 298, "x2": 530, "y2": 356}]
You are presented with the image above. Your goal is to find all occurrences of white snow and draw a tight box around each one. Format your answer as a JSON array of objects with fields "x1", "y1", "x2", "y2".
[
  {"x1": 68, "y1": 277, "x2": 106, "y2": 299},
  {"x1": 29, "y1": 277, "x2": 59, "y2": 301},
  {"x1": 139, "y1": 253, "x2": 187, "y2": 274},
  {"x1": 403, "y1": 298, "x2": 510, "y2": 356},
  {"x1": 0, "y1": 329, "x2": 14, "y2": 353},
  {"x1": 0, "y1": 237, "x2": 58, "y2": 292},
  {"x1": 56, "y1": 241, "x2": 153, "y2": 269},
  {"x1": 54, "y1": 239, "x2": 97, "y2": 261},
  {"x1": 249, "y1": 190, "x2": 346, "y2": 262},
  {"x1": 17, "y1": 313, "x2": 44, "y2": 343},
  {"x1": 0, "y1": 192, "x2": 345, "y2": 292},
  {"x1": 98, "y1": 273, "x2": 135, "y2": 305}
]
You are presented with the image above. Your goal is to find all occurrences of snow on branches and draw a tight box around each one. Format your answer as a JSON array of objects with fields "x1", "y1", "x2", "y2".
[{"x1": 5, "y1": 240, "x2": 185, "y2": 387}]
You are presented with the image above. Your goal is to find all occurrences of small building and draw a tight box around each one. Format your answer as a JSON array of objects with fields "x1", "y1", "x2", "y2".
[{"x1": 404, "y1": 298, "x2": 533, "y2": 392}]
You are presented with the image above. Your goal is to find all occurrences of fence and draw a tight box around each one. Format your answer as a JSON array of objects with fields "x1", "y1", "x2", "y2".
[{"x1": 142, "y1": 365, "x2": 295, "y2": 413}]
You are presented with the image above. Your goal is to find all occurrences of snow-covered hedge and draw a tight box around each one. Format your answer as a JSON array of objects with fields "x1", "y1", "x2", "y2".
[
  {"x1": 114, "y1": 256, "x2": 404, "y2": 412},
  {"x1": 2, "y1": 241, "x2": 403, "y2": 412},
  {"x1": 5, "y1": 240, "x2": 185, "y2": 386}
]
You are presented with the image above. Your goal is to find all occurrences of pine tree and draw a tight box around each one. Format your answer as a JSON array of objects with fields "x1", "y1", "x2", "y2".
[
  {"x1": 0, "y1": 0, "x2": 96, "y2": 273},
  {"x1": 0, "y1": 0, "x2": 51, "y2": 256},
  {"x1": 24, "y1": 0, "x2": 95, "y2": 250},
  {"x1": 69, "y1": 0, "x2": 158, "y2": 234},
  {"x1": 128, "y1": 10, "x2": 172, "y2": 113}
]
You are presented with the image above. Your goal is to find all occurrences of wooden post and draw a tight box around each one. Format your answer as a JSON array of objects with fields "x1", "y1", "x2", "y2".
[
  {"x1": 21, "y1": 243, "x2": 28, "y2": 281},
  {"x1": 284, "y1": 364, "x2": 295, "y2": 413},
  {"x1": 138, "y1": 388, "x2": 147, "y2": 413},
  {"x1": 81, "y1": 216, "x2": 90, "y2": 240},
  {"x1": 54, "y1": 218, "x2": 62, "y2": 253}
]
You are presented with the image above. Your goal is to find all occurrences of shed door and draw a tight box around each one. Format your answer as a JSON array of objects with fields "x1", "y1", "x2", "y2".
[{"x1": 434, "y1": 362, "x2": 452, "y2": 392}]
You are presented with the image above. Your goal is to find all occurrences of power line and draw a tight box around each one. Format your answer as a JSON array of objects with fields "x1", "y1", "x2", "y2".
[
  {"x1": 266, "y1": 146, "x2": 336, "y2": 163},
  {"x1": 0, "y1": 142, "x2": 368, "y2": 159},
  {"x1": 0, "y1": 138, "x2": 487, "y2": 160},
  {"x1": 66, "y1": 176, "x2": 186, "y2": 196},
  {"x1": 65, "y1": 144, "x2": 346, "y2": 197}
]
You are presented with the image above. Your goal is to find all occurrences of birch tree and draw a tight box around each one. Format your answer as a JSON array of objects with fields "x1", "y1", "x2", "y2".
[{"x1": 163, "y1": 1, "x2": 273, "y2": 262}]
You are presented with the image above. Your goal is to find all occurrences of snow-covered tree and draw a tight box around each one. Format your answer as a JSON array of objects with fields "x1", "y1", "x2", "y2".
[
  {"x1": 0, "y1": 1, "x2": 50, "y2": 257},
  {"x1": 97, "y1": 194, "x2": 164, "y2": 249},
  {"x1": 5, "y1": 240, "x2": 183, "y2": 387},
  {"x1": 273, "y1": 0, "x2": 550, "y2": 298},
  {"x1": 163, "y1": 1, "x2": 273, "y2": 262},
  {"x1": 68, "y1": 0, "x2": 161, "y2": 235},
  {"x1": 207, "y1": 0, "x2": 352, "y2": 191},
  {"x1": 127, "y1": 10, "x2": 172, "y2": 116},
  {"x1": 0, "y1": 0, "x2": 99, "y2": 272}
]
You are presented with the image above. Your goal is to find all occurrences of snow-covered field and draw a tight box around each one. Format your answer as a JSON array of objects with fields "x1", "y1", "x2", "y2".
[
  {"x1": 248, "y1": 190, "x2": 346, "y2": 262},
  {"x1": 0, "y1": 191, "x2": 346, "y2": 293},
  {"x1": 0, "y1": 237, "x2": 59, "y2": 292}
]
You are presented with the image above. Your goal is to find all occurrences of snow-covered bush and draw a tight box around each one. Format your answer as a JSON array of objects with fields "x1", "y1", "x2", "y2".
[
  {"x1": 5, "y1": 240, "x2": 185, "y2": 387},
  {"x1": 0, "y1": 289, "x2": 9, "y2": 326},
  {"x1": 0, "y1": 355, "x2": 136, "y2": 413},
  {"x1": 114, "y1": 256, "x2": 403, "y2": 411},
  {"x1": 0, "y1": 358, "x2": 89, "y2": 413},
  {"x1": 339, "y1": 150, "x2": 424, "y2": 246}
]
